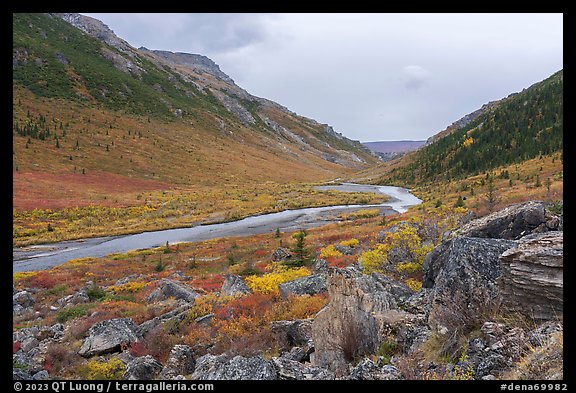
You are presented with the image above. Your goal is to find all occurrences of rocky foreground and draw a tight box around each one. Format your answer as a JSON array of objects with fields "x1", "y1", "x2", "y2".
[{"x1": 13, "y1": 201, "x2": 563, "y2": 380}]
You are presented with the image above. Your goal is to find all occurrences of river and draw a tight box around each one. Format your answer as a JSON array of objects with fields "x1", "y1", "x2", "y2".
[{"x1": 13, "y1": 184, "x2": 421, "y2": 272}]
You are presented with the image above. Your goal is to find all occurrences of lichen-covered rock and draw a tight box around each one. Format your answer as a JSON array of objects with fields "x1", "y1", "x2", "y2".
[
  {"x1": 139, "y1": 303, "x2": 192, "y2": 336},
  {"x1": 160, "y1": 345, "x2": 195, "y2": 379},
  {"x1": 13, "y1": 290, "x2": 35, "y2": 309},
  {"x1": 221, "y1": 274, "x2": 251, "y2": 297},
  {"x1": 146, "y1": 279, "x2": 199, "y2": 303},
  {"x1": 270, "y1": 319, "x2": 313, "y2": 348},
  {"x1": 449, "y1": 200, "x2": 559, "y2": 240},
  {"x1": 312, "y1": 259, "x2": 329, "y2": 274},
  {"x1": 498, "y1": 232, "x2": 563, "y2": 321},
  {"x1": 123, "y1": 355, "x2": 163, "y2": 380},
  {"x1": 272, "y1": 247, "x2": 292, "y2": 262},
  {"x1": 346, "y1": 358, "x2": 402, "y2": 380},
  {"x1": 424, "y1": 237, "x2": 517, "y2": 334},
  {"x1": 78, "y1": 318, "x2": 142, "y2": 357},
  {"x1": 271, "y1": 357, "x2": 335, "y2": 380},
  {"x1": 278, "y1": 274, "x2": 326, "y2": 299},
  {"x1": 191, "y1": 354, "x2": 277, "y2": 380}
]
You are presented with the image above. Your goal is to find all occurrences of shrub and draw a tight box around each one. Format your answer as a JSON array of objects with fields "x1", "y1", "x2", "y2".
[
  {"x1": 339, "y1": 238, "x2": 359, "y2": 248},
  {"x1": 245, "y1": 264, "x2": 310, "y2": 295},
  {"x1": 396, "y1": 262, "x2": 422, "y2": 275},
  {"x1": 108, "y1": 281, "x2": 147, "y2": 294},
  {"x1": 45, "y1": 284, "x2": 68, "y2": 296},
  {"x1": 56, "y1": 304, "x2": 93, "y2": 323},
  {"x1": 13, "y1": 341, "x2": 21, "y2": 354},
  {"x1": 377, "y1": 338, "x2": 400, "y2": 364},
  {"x1": 78, "y1": 358, "x2": 125, "y2": 380},
  {"x1": 319, "y1": 244, "x2": 343, "y2": 259},
  {"x1": 86, "y1": 285, "x2": 107, "y2": 301},
  {"x1": 405, "y1": 278, "x2": 423, "y2": 292}
]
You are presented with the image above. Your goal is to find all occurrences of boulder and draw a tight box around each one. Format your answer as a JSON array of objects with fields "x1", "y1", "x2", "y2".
[
  {"x1": 346, "y1": 358, "x2": 402, "y2": 380},
  {"x1": 56, "y1": 290, "x2": 90, "y2": 308},
  {"x1": 146, "y1": 279, "x2": 199, "y2": 303},
  {"x1": 498, "y1": 232, "x2": 563, "y2": 321},
  {"x1": 310, "y1": 268, "x2": 412, "y2": 373},
  {"x1": 271, "y1": 357, "x2": 335, "y2": 380},
  {"x1": 31, "y1": 370, "x2": 49, "y2": 380},
  {"x1": 424, "y1": 237, "x2": 517, "y2": 335},
  {"x1": 334, "y1": 244, "x2": 354, "y2": 255},
  {"x1": 449, "y1": 200, "x2": 559, "y2": 240},
  {"x1": 312, "y1": 259, "x2": 329, "y2": 274},
  {"x1": 123, "y1": 355, "x2": 163, "y2": 380},
  {"x1": 278, "y1": 274, "x2": 326, "y2": 299},
  {"x1": 13, "y1": 290, "x2": 35, "y2": 309},
  {"x1": 272, "y1": 247, "x2": 292, "y2": 262},
  {"x1": 191, "y1": 354, "x2": 277, "y2": 380},
  {"x1": 160, "y1": 345, "x2": 195, "y2": 379},
  {"x1": 270, "y1": 319, "x2": 313, "y2": 348},
  {"x1": 139, "y1": 303, "x2": 192, "y2": 336},
  {"x1": 221, "y1": 274, "x2": 251, "y2": 297},
  {"x1": 78, "y1": 318, "x2": 142, "y2": 357}
]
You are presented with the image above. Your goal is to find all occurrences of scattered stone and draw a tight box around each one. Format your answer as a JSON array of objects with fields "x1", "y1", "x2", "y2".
[
  {"x1": 271, "y1": 357, "x2": 335, "y2": 380},
  {"x1": 56, "y1": 290, "x2": 90, "y2": 308},
  {"x1": 347, "y1": 358, "x2": 402, "y2": 380},
  {"x1": 78, "y1": 318, "x2": 142, "y2": 357},
  {"x1": 334, "y1": 245, "x2": 354, "y2": 255},
  {"x1": 123, "y1": 355, "x2": 163, "y2": 380},
  {"x1": 221, "y1": 274, "x2": 251, "y2": 297},
  {"x1": 32, "y1": 370, "x2": 49, "y2": 380},
  {"x1": 14, "y1": 291, "x2": 35, "y2": 309},
  {"x1": 278, "y1": 274, "x2": 326, "y2": 299},
  {"x1": 146, "y1": 279, "x2": 199, "y2": 303},
  {"x1": 272, "y1": 247, "x2": 292, "y2": 262}
]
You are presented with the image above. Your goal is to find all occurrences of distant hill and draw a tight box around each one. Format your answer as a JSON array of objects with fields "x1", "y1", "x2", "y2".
[
  {"x1": 13, "y1": 12, "x2": 377, "y2": 193},
  {"x1": 363, "y1": 140, "x2": 426, "y2": 154},
  {"x1": 378, "y1": 70, "x2": 563, "y2": 185}
]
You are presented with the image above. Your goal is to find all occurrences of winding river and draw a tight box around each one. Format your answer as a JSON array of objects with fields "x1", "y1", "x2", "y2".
[{"x1": 13, "y1": 184, "x2": 421, "y2": 273}]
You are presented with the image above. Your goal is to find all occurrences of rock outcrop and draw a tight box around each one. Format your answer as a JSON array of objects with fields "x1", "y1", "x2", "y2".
[
  {"x1": 272, "y1": 247, "x2": 292, "y2": 262},
  {"x1": 78, "y1": 318, "x2": 142, "y2": 357},
  {"x1": 123, "y1": 355, "x2": 163, "y2": 380},
  {"x1": 191, "y1": 354, "x2": 277, "y2": 380},
  {"x1": 160, "y1": 345, "x2": 196, "y2": 379},
  {"x1": 498, "y1": 232, "x2": 563, "y2": 321},
  {"x1": 278, "y1": 274, "x2": 327, "y2": 299},
  {"x1": 146, "y1": 279, "x2": 199, "y2": 303},
  {"x1": 221, "y1": 274, "x2": 251, "y2": 297},
  {"x1": 424, "y1": 237, "x2": 517, "y2": 334},
  {"x1": 448, "y1": 201, "x2": 559, "y2": 240}
]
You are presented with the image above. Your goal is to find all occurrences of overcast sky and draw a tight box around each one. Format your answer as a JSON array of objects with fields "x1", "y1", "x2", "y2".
[{"x1": 84, "y1": 13, "x2": 563, "y2": 142}]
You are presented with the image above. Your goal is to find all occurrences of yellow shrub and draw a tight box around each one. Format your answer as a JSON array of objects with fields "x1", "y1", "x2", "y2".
[
  {"x1": 13, "y1": 272, "x2": 37, "y2": 283},
  {"x1": 245, "y1": 266, "x2": 310, "y2": 295},
  {"x1": 396, "y1": 262, "x2": 422, "y2": 275},
  {"x1": 79, "y1": 358, "x2": 125, "y2": 380},
  {"x1": 319, "y1": 245, "x2": 343, "y2": 258},
  {"x1": 462, "y1": 136, "x2": 474, "y2": 148},
  {"x1": 108, "y1": 281, "x2": 147, "y2": 294},
  {"x1": 359, "y1": 247, "x2": 388, "y2": 274},
  {"x1": 405, "y1": 278, "x2": 423, "y2": 292},
  {"x1": 340, "y1": 238, "x2": 359, "y2": 248}
]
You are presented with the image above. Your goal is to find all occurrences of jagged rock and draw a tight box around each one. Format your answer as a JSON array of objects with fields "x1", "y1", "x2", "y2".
[
  {"x1": 14, "y1": 290, "x2": 35, "y2": 308},
  {"x1": 272, "y1": 247, "x2": 292, "y2": 262},
  {"x1": 528, "y1": 321, "x2": 563, "y2": 348},
  {"x1": 123, "y1": 355, "x2": 163, "y2": 380},
  {"x1": 271, "y1": 357, "x2": 335, "y2": 380},
  {"x1": 396, "y1": 324, "x2": 431, "y2": 354},
  {"x1": 480, "y1": 322, "x2": 527, "y2": 359},
  {"x1": 334, "y1": 245, "x2": 354, "y2": 255},
  {"x1": 402, "y1": 288, "x2": 431, "y2": 315},
  {"x1": 312, "y1": 259, "x2": 329, "y2": 274},
  {"x1": 221, "y1": 274, "x2": 251, "y2": 297},
  {"x1": 13, "y1": 327, "x2": 40, "y2": 343},
  {"x1": 146, "y1": 279, "x2": 199, "y2": 303},
  {"x1": 279, "y1": 346, "x2": 308, "y2": 362},
  {"x1": 139, "y1": 303, "x2": 192, "y2": 336},
  {"x1": 160, "y1": 345, "x2": 195, "y2": 379},
  {"x1": 78, "y1": 318, "x2": 142, "y2": 357},
  {"x1": 191, "y1": 354, "x2": 277, "y2": 380},
  {"x1": 498, "y1": 232, "x2": 563, "y2": 321},
  {"x1": 13, "y1": 369, "x2": 31, "y2": 380},
  {"x1": 311, "y1": 268, "x2": 411, "y2": 373},
  {"x1": 117, "y1": 350, "x2": 136, "y2": 365},
  {"x1": 115, "y1": 274, "x2": 145, "y2": 286},
  {"x1": 37, "y1": 324, "x2": 64, "y2": 341},
  {"x1": 476, "y1": 353, "x2": 509, "y2": 379},
  {"x1": 194, "y1": 314, "x2": 214, "y2": 325},
  {"x1": 347, "y1": 358, "x2": 402, "y2": 380},
  {"x1": 449, "y1": 200, "x2": 559, "y2": 240},
  {"x1": 278, "y1": 274, "x2": 327, "y2": 299},
  {"x1": 424, "y1": 237, "x2": 517, "y2": 334},
  {"x1": 371, "y1": 273, "x2": 414, "y2": 304},
  {"x1": 270, "y1": 319, "x2": 313, "y2": 347},
  {"x1": 20, "y1": 337, "x2": 39, "y2": 353}
]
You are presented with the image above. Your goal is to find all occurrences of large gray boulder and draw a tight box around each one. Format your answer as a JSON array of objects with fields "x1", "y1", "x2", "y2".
[
  {"x1": 449, "y1": 200, "x2": 559, "y2": 240},
  {"x1": 13, "y1": 291, "x2": 35, "y2": 315},
  {"x1": 278, "y1": 274, "x2": 326, "y2": 299},
  {"x1": 123, "y1": 355, "x2": 163, "y2": 380},
  {"x1": 160, "y1": 345, "x2": 196, "y2": 379},
  {"x1": 221, "y1": 274, "x2": 251, "y2": 297},
  {"x1": 146, "y1": 279, "x2": 199, "y2": 303},
  {"x1": 498, "y1": 232, "x2": 563, "y2": 321},
  {"x1": 270, "y1": 318, "x2": 313, "y2": 348},
  {"x1": 78, "y1": 318, "x2": 142, "y2": 357},
  {"x1": 424, "y1": 237, "x2": 517, "y2": 335},
  {"x1": 191, "y1": 354, "x2": 277, "y2": 380},
  {"x1": 310, "y1": 268, "x2": 417, "y2": 374}
]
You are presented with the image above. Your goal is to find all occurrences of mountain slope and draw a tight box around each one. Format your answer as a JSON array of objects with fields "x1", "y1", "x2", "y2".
[{"x1": 370, "y1": 70, "x2": 563, "y2": 186}]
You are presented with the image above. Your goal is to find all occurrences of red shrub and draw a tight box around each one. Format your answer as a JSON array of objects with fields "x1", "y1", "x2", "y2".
[
  {"x1": 215, "y1": 293, "x2": 274, "y2": 320},
  {"x1": 26, "y1": 271, "x2": 61, "y2": 289},
  {"x1": 190, "y1": 275, "x2": 224, "y2": 292},
  {"x1": 253, "y1": 249, "x2": 268, "y2": 257},
  {"x1": 13, "y1": 341, "x2": 21, "y2": 354}
]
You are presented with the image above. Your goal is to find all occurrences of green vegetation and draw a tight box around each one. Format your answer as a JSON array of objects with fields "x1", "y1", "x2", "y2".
[{"x1": 56, "y1": 304, "x2": 94, "y2": 323}]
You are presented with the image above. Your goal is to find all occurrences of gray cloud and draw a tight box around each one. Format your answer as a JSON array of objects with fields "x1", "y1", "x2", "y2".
[{"x1": 84, "y1": 13, "x2": 563, "y2": 142}]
